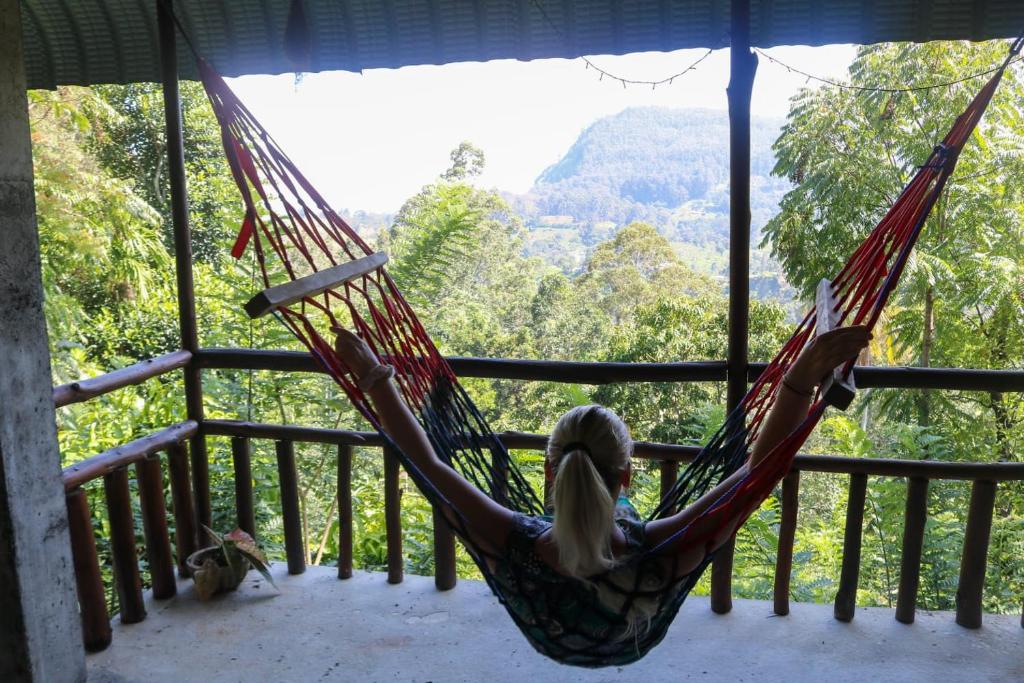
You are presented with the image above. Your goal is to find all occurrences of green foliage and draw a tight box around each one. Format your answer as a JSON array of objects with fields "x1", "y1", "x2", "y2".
[
  {"x1": 32, "y1": 43, "x2": 1024, "y2": 620},
  {"x1": 520, "y1": 107, "x2": 788, "y2": 250}
]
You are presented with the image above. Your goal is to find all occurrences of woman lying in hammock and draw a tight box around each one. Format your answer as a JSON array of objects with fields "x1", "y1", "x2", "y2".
[{"x1": 334, "y1": 324, "x2": 869, "y2": 665}]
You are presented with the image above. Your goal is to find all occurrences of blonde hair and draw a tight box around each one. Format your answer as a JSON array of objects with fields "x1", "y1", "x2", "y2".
[{"x1": 547, "y1": 405, "x2": 632, "y2": 578}]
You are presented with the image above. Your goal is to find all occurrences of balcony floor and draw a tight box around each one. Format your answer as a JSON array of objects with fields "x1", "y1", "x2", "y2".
[{"x1": 87, "y1": 564, "x2": 1022, "y2": 682}]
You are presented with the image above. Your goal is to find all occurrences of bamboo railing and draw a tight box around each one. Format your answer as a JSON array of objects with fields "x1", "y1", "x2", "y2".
[{"x1": 53, "y1": 349, "x2": 1024, "y2": 654}]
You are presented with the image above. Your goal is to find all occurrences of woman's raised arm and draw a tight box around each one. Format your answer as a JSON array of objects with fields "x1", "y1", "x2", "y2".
[
  {"x1": 334, "y1": 328, "x2": 515, "y2": 553},
  {"x1": 645, "y1": 325, "x2": 871, "y2": 566}
]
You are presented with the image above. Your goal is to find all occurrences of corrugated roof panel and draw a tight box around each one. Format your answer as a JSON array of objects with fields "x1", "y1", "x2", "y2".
[{"x1": 17, "y1": 1, "x2": 1024, "y2": 89}]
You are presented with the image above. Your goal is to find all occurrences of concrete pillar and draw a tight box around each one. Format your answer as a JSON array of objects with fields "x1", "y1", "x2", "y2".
[{"x1": 0, "y1": 2, "x2": 87, "y2": 681}]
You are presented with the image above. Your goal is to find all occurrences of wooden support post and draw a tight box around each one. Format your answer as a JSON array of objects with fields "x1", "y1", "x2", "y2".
[
  {"x1": 433, "y1": 507, "x2": 457, "y2": 591},
  {"x1": 276, "y1": 440, "x2": 306, "y2": 575},
  {"x1": 66, "y1": 488, "x2": 112, "y2": 652},
  {"x1": 773, "y1": 471, "x2": 800, "y2": 616},
  {"x1": 0, "y1": 2, "x2": 85, "y2": 675},
  {"x1": 714, "y1": 0, "x2": 757, "y2": 616},
  {"x1": 658, "y1": 460, "x2": 679, "y2": 518},
  {"x1": 135, "y1": 455, "x2": 176, "y2": 600},
  {"x1": 167, "y1": 442, "x2": 198, "y2": 576},
  {"x1": 816, "y1": 279, "x2": 857, "y2": 410},
  {"x1": 337, "y1": 445, "x2": 354, "y2": 579},
  {"x1": 232, "y1": 437, "x2": 256, "y2": 537},
  {"x1": 384, "y1": 447, "x2": 404, "y2": 584},
  {"x1": 158, "y1": 0, "x2": 210, "y2": 533},
  {"x1": 956, "y1": 479, "x2": 996, "y2": 628},
  {"x1": 104, "y1": 468, "x2": 146, "y2": 624},
  {"x1": 834, "y1": 472, "x2": 867, "y2": 622},
  {"x1": 895, "y1": 477, "x2": 929, "y2": 624}
]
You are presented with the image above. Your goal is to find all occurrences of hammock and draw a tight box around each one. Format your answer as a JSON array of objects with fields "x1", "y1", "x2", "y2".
[{"x1": 195, "y1": 37, "x2": 1019, "y2": 666}]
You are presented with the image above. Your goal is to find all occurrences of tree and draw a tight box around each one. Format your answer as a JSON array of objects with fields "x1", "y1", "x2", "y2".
[
  {"x1": 90, "y1": 82, "x2": 241, "y2": 264},
  {"x1": 764, "y1": 41, "x2": 1024, "y2": 445},
  {"x1": 442, "y1": 141, "x2": 485, "y2": 181},
  {"x1": 580, "y1": 222, "x2": 718, "y2": 322},
  {"x1": 763, "y1": 41, "x2": 1024, "y2": 613}
]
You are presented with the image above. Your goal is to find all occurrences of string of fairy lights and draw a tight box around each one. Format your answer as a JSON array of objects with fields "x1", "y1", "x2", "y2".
[
  {"x1": 527, "y1": 0, "x2": 1022, "y2": 94},
  {"x1": 575, "y1": 44, "x2": 1021, "y2": 94}
]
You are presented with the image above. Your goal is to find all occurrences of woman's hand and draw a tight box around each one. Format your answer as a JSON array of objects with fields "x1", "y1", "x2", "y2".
[
  {"x1": 785, "y1": 325, "x2": 871, "y2": 393},
  {"x1": 332, "y1": 326, "x2": 380, "y2": 379}
]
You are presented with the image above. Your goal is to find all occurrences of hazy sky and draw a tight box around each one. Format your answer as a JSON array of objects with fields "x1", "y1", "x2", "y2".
[{"x1": 227, "y1": 45, "x2": 857, "y2": 213}]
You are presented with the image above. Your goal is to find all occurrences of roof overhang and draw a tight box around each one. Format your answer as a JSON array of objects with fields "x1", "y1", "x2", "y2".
[{"x1": 19, "y1": 1, "x2": 1024, "y2": 89}]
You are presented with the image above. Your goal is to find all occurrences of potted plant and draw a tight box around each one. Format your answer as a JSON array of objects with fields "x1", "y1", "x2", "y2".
[{"x1": 187, "y1": 527, "x2": 276, "y2": 600}]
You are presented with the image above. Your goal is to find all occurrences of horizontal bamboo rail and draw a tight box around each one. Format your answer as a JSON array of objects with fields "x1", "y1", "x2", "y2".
[
  {"x1": 195, "y1": 348, "x2": 1024, "y2": 392},
  {"x1": 203, "y1": 420, "x2": 1024, "y2": 480},
  {"x1": 53, "y1": 350, "x2": 192, "y2": 408},
  {"x1": 62, "y1": 421, "x2": 199, "y2": 490}
]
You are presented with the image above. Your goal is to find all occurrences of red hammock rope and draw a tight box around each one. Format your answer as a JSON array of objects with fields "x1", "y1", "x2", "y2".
[
  {"x1": 199, "y1": 52, "x2": 1007, "y2": 551},
  {"x1": 193, "y1": 39, "x2": 1016, "y2": 664}
]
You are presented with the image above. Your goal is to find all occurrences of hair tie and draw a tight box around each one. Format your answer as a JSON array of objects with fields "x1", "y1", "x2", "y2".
[{"x1": 561, "y1": 441, "x2": 591, "y2": 457}]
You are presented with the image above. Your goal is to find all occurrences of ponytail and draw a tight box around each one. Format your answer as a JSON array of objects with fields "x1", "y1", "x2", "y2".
[{"x1": 552, "y1": 449, "x2": 617, "y2": 578}]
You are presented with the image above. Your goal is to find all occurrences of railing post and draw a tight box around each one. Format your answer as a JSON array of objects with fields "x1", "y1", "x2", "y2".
[
  {"x1": 167, "y1": 441, "x2": 197, "y2": 576},
  {"x1": 658, "y1": 460, "x2": 679, "y2": 518},
  {"x1": 433, "y1": 507, "x2": 457, "y2": 591},
  {"x1": 895, "y1": 477, "x2": 929, "y2": 624},
  {"x1": 337, "y1": 445, "x2": 354, "y2": 579},
  {"x1": 714, "y1": 0, "x2": 758, "y2": 616},
  {"x1": 492, "y1": 447, "x2": 509, "y2": 508},
  {"x1": 158, "y1": 0, "x2": 210, "y2": 533},
  {"x1": 956, "y1": 479, "x2": 996, "y2": 628},
  {"x1": 384, "y1": 446, "x2": 404, "y2": 584},
  {"x1": 276, "y1": 440, "x2": 306, "y2": 575},
  {"x1": 834, "y1": 472, "x2": 867, "y2": 622},
  {"x1": 104, "y1": 467, "x2": 146, "y2": 624},
  {"x1": 773, "y1": 470, "x2": 800, "y2": 616},
  {"x1": 232, "y1": 436, "x2": 256, "y2": 537},
  {"x1": 66, "y1": 488, "x2": 112, "y2": 652},
  {"x1": 136, "y1": 454, "x2": 177, "y2": 600}
]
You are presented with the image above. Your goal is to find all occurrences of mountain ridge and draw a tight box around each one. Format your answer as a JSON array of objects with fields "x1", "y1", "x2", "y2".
[{"x1": 508, "y1": 106, "x2": 790, "y2": 249}]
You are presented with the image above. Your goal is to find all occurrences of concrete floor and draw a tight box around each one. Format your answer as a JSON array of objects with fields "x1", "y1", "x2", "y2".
[{"x1": 88, "y1": 565, "x2": 1023, "y2": 683}]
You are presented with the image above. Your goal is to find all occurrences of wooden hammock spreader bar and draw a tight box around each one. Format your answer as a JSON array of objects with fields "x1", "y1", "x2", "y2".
[
  {"x1": 244, "y1": 252, "x2": 388, "y2": 318},
  {"x1": 816, "y1": 278, "x2": 857, "y2": 410}
]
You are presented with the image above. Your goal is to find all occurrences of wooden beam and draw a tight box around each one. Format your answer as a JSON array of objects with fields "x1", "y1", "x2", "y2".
[
  {"x1": 244, "y1": 252, "x2": 388, "y2": 318},
  {"x1": 196, "y1": 348, "x2": 1024, "y2": 392},
  {"x1": 816, "y1": 278, "x2": 857, "y2": 410},
  {"x1": 53, "y1": 349, "x2": 191, "y2": 407},
  {"x1": 158, "y1": 0, "x2": 210, "y2": 534},
  {"x1": 202, "y1": 419, "x2": 1024, "y2": 480},
  {"x1": 714, "y1": 0, "x2": 757, "y2": 616},
  {"x1": 62, "y1": 421, "x2": 198, "y2": 490}
]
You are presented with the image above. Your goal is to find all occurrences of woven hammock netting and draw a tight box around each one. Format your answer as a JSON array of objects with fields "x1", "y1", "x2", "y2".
[{"x1": 196, "y1": 40, "x2": 1015, "y2": 665}]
